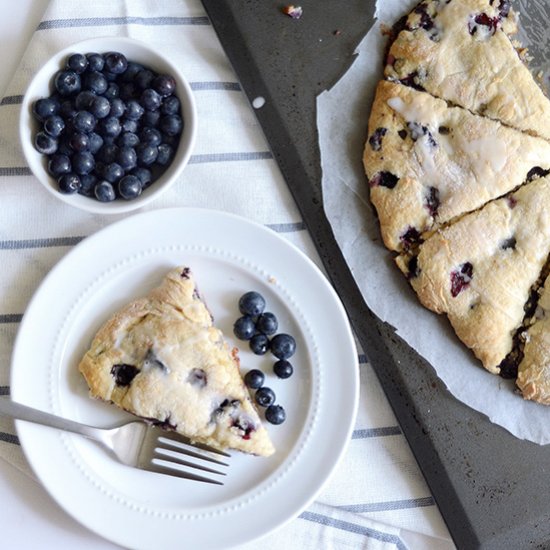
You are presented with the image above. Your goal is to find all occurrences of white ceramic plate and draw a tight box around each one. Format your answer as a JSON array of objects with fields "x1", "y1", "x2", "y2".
[{"x1": 10, "y1": 208, "x2": 358, "y2": 550}]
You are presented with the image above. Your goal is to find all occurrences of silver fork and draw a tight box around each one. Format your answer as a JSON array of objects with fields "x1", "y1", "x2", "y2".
[{"x1": 0, "y1": 397, "x2": 229, "y2": 485}]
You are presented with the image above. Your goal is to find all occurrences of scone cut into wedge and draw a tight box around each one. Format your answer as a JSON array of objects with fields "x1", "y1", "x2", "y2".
[{"x1": 79, "y1": 266, "x2": 275, "y2": 457}]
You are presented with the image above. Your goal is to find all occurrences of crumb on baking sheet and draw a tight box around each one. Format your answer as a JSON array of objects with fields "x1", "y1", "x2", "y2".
[{"x1": 282, "y1": 5, "x2": 303, "y2": 19}]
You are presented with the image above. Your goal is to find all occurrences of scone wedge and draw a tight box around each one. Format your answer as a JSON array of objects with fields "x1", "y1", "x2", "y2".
[
  {"x1": 385, "y1": 0, "x2": 550, "y2": 140},
  {"x1": 397, "y1": 174, "x2": 550, "y2": 375},
  {"x1": 364, "y1": 80, "x2": 550, "y2": 252},
  {"x1": 79, "y1": 266, "x2": 275, "y2": 457}
]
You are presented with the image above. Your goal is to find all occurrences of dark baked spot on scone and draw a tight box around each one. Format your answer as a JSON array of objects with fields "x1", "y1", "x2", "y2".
[
  {"x1": 500, "y1": 237, "x2": 516, "y2": 251},
  {"x1": 368, "y1": 127, "x2": 388, "y2": 151},
  {"x1": 407, "y1": 122, "x2": 437, "y2": 146},
  {"x1": 425, "y1": 186, "x2": 440, "y2": 217},
  {"x1": 400, "y1": 226, "x2": 422, "y2": 251},
  {"x1": 407, "y1": 255, "x2": 420, "y2": 280},
  {"x1": 526, "y1": 166, "x2": 549, "y2": 182},
  {"x1": 111, "y1": 363, "x2": 140, "y2": 387},
  {"x1": 180, "y1": 267, "x2": 191, "y2": 279},
  {"x1": 398, "y1": 129, "x2": 408, "y2": 140},
  {"x1": 399, "y1": 71, "x2": 426, "y2": 91},
  {"x1": 468, "y1": 13, "x2": 500, "y2": 38},
  {"x1": 450, "y1": 262, "x2": 473, "y2": 298},
  {"x1": 507, "y1": 195, "x2": 517, "y2": 209},
  {"x1": 143, "y1": 349, "x2": 168, "y2": 373},
  {"x1": 438, "y1": 125, "x2": 450, "y2": 135},
  {"x1": 369, "y1": 171, "x2": 399, "y2": 189},
  {"x1": 231, "y1": 418, "x2": 256, "y2": 440}
]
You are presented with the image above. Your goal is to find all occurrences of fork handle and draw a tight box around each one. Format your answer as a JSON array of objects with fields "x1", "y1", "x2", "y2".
[{"x1": 0, "y1": 397, "x2": 101, "y2": 440}]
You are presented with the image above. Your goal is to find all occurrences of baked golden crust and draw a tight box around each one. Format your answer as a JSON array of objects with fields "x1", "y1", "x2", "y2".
[
  {"x1": 364, "y1": 80, "x2": 550, "y2": 252},
  {"x1": 79, "y1": 267, "x2": 275, "y2": 456},
  {"x1": 385, "y1": 0, "x2": 550, "y2": 140}
]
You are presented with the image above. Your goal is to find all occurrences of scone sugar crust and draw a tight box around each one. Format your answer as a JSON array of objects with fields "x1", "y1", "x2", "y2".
[{"x1": 79, "y1": 266, "x2": 275, "y2": 457}]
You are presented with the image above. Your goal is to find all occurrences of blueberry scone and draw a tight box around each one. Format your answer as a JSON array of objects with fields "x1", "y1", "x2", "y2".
[
  {"x1": 79, "y1": 267, "x2": 275, "y2": 457},
  {"x1": 396, "y1": 175, "x2": 550, "y2": 374},
  {"x1": 516, "y1": 274, "x2": 550, "y2": 405},
  {"x1": 385, "y1": 0, "x2": 550, "y2": 140},
  {"x1": 364, "y1": 80, "x2": 550, "y2": 252}
]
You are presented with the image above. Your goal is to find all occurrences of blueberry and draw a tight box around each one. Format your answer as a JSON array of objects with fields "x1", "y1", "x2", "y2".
[
  {"x1": 152, "y1": 74, "x2": 176, "y2": 97},
  {"x1": 83, "y1": 71, "x2": 108, "y2": 95},
  {"x1": 97, "y1": 143, "x2": 118, "y2": 163},
  {"x1": 244, "y1": 369, "x2": 265, "y2": 389},
  {"x1": 72, "y1": 151, "x2": 95, "y2": 175},
  {"x1": 270, "y1": 333, "x2": 296, "y2": 360},
  {"x1": 103, "y1": 162, "x2": 124, "y2": 183},
  {"x1": 75, "y1": 90, "x2": 96, "y2": 110},
  {"x1": 94, "y1": 180, "x2": 116, "y2": 202},
  {"x1": 119, "y1": 82, "x2": 138, "y2": 100},
  {"x1": 66, "y1": 53, "x2": 88, "y2": 74},
  {"x1": 34, "y1": 131, "x2": 58, "y2": 154},
  {"x1": 109, "y1": 98, "x2": 126, "y2": 118},
  {"x1": 68, "y1": 132, "x2": 88, "y2": 152},
  {"x1": 121, "y1": 61, "x2": 144, "y2": 82},
  {"x1": 255, "y1": 387, "x2": 276, "y2": 408},
  {"x1": 121, "y1": 118, "x2": 138, "y2": 133},
  {"x1": 57, "y1": 137, "x2": 73, "y2": 156},
  {"x1": 54, "y1": 70, "x2": 81, "y2": 96},
  {"x1": 116, "y1": 146, "x2": 137, "y2": 171},
  {"x1": 249, "y1": 333, "x2": 270, "y2": 355},
  {"x1": 142, "y1": 110, "x2": 160, "y2": 127},
  {"x1": 239, "y1": 291, "x2": 266, "y2": 317},
  {"x1": 118, "y1": 174, "x2": 142, "y2": 200},
  {"x1": 274, "y1": 359, "x2": 293, "y2": 379},
  {"x1": 117, "y1": 132, "x2": 140, "y2": 148},
  {"x1": 89, "y1": 95, "x2": 111, "y2": 119},
  {"x1": 48, "y1": 154, "x2": 71, "y2": 177},
  {"x1": 104, "y1": 51, "x2": 128, "y2": 74},
  {"x1": 132, "y1": 167, "x2": 152, "y2": 188},
  {"x1": 265, "y1": 404, "x2": 286, "y2": 425},
  {"x1": 135, "y1": 143, "x2": 158, "y2": 165},
  {"x1": 140, "y1": 88, "x2": 162, "y2": 111},
  {"x1": 73, "y1": 111, "x2": 97, "y2": 133},
  {"x1": 160, "y1": 95, "x2": 180, "y2": 115},
  {"x1": 88, "y1": 132, "x2": 104, "y2": 154},
  {"x1": 135, "y1": 69, "x2": 155, "y2": 90},
  {"x1": 159, "y1": 114, "x2": 183, "y2": 136},
  {"x1": 139, "y1": 127, "x2": 162, "y2": 146},
  {"x1": 233, "y1": 315, "x2": 256, "y2": 340},
  {"x1": 79, "y1": 173, "x2": 98, "y2": 196},
  {"x1": 156, "y1": 143, "x2": 174, "y2": 165},
  {"x1": 59, "y1": 99, "x2": 77, "y2": 120},
  {"x1": 43, "y1": 115, "x2": 65, "y2": 137},
  {"x1": 103, "y1": 82, "x2": 120, "y2": 100},
  {"x1": 86, "y1": 53, "x2": 104, "y2": 72},
  {"x1": 256, "y1": 312, "x2": 278, "y2": 335},
  {"x1": 125, "y1": 99, "x2": 144, "y2": 120},
  {"x1": 58, "y1": 173, "x2": 81, "y2": 193},
  {"x1": 33, "y1": 97, "x2": 59, "y2": 121},
  {"x1": 98, "y1": 116, "x2": 121, "y2": 138}
]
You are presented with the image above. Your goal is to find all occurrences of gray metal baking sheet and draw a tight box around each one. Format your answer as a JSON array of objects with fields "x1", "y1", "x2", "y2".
[{"x1": 201, "y1": 1, "x2": 550, "y2": 548}]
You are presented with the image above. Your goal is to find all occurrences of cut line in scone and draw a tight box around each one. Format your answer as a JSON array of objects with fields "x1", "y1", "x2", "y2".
[
  {"x1": 364, "y1": 80, "x2": 550, "y2": 252},
  {"x1": 384, "y1": 0, "x2": 550, "y2": 141},
  {"x1": 78, "y1": 266, "x2": 275, "y2": 457},
  {"x1": 396, "y1": 174, "x2": 550, "y2": 383}
]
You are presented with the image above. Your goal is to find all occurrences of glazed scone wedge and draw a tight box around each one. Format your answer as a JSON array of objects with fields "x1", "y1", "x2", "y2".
[
  {"x1": 79, "y1": 267, "x2": 275, "y2": 457},
  {"x1": 385, "y1": 0, "x2": 550, "y2": 141},
  {"x1": 517, "y1": 275, "x2": 550, "y2": 405},
  {"x1": 396, "y1": 175, "x2": 550, "y2": 374},
  {"x1": 364, "y1": 80, "x2": 550, "y2": 252}
]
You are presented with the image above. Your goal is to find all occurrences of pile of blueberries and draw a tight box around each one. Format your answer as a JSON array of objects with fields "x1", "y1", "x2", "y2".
[
  {"x1": 32, "y1": 51, "x2": 183, "y2": 202},
  {"x1": 234, "y1": 291, "x2": 297, "y2": 426}
]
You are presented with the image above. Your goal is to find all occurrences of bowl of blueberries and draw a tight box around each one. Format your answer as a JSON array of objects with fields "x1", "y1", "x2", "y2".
[{"x1": 19, "y1": 36, "x2": 197, "y2": 214}]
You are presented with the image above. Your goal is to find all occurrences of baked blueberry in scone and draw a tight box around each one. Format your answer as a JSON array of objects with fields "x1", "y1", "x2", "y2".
[
  {"x1": 396, "y1": 175, "x2": 550, "y2": 375},
  {"x1": 384, "y1": 0, "x2": 550, "y2": 141},
  {"x1": 364, "y1": 80, "x2": 550, "y2": 252},
  {"x1": 516, "y1": 274, "x2": 550, "y2": 405},
  {"x1": 78, "y1": 267, "x2": 275, "y2": 456}
]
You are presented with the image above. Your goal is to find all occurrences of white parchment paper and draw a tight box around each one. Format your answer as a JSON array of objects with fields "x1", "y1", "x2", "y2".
[{"x1": 317, "y1": 0, "x2": 550, "y2": 444}]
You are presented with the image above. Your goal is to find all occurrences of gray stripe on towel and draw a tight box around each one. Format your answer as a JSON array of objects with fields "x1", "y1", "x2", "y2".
[
  {"x1": 338, "y1": 497, "x2": 436, "y2": 513},
  {"x1": 0, "y1": 236, "x2": 85, "y2": 250},
  {"x1": 37, "y1": 16, "x2": 210, "y2": 30}
]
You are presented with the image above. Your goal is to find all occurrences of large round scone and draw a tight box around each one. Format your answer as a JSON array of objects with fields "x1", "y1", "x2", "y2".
[{"x1": 79, "y1": 266, "x2": 275, "y2": 456}]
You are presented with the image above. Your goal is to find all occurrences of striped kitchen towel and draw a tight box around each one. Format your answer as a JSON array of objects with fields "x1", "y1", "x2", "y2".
[{"x1": 0, "y1": 0, "x2": 453, "y2": 547}]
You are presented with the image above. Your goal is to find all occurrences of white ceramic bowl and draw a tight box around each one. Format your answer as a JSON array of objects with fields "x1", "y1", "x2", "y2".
[{"x1": 19, "y1": 36, "x2": 197, "y2": 214}]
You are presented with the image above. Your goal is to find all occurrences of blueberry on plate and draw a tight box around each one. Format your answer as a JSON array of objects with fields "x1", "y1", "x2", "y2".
[
  {"x1": 78, "y1": 173, "x2": 98, "y2": 197},
  {"x1": 135, "y1": 69, "x2": 156, "y2": 90},
  {"x1": 132, "y1": 167, "x2": 152, "y2": 188},
  {"x1": 58, "y1": 173, "x2": 81, "y2": 194},
  {"x1": 32, "y1": 97, "x2": 59, "y2": 121},
  {"x1": 125, "y1": 99, "x2": 144, "y2": 121},
  {"x1": 72, "y1": 151, "x2": 95, "y2": 175},
  {"x1": 244, "y1": 369, "x2": 265, "y2": 390},
  {"x1": 73, "y1": 111, "x2": 97, "y2": 133},
  {"x1": 135, "y1": 143, "x2": 158, "y2": 166},
  {"x1": 117, "y1": 132, "x2": 140, "y2": 148},
  {"x1": 69, "y1": 132, "x2": 89, "y2": 152},
  {"x1": 48, "y1": 154, "x2": 71, "y2": 177},
  {"x1": 255, "y1": 387, "x2": 276, "y2": 408},
  {"x1": 249, "y1": 333, "x2": 270, "y2": 355},
  {"x1": 159, "y1": 114, "x2": 183, "y2": 136},
  {"x1": 34, "y1": 131, "x2": 58, "y2": 155},
  {"x1": 233, "y1": 315, "x2": 256, "y2": 341},
  {"x1": 104, "y1": 51, "x2": 128, "y2": 74},
  {"x1": 75, "y1": 90, "x2": 96, "y2": 110},
  {"x1": 88, "y1": 132, "x2": 104, "y2": 154},
  {"x1": 54, "y1": 70, "x2": 81, "y2": 96},
  {"x1": 156, "y1": 143, "x2": 174, "y2": 166},
  {"x1": 118, "y1": 174, "x2": 142, "y2": 200},
  {"x1": 273, "y1": 359, "x2": 293, "y2": 379},
  {"x1": 270, "y1": 333, "x2": 296, "y2": 360},
  {"x1": 86, "y1": 53, "x2": 104, "y2": 72},
  {"x1": 238, "y1": 291, "x2": 266, "y2": 317},
  {"x1": 116, "y1": 146, "x2": 137, "y2": 171},
  {"x1": 103, "y1": 162, "x2": 124, "y2": 183},
  {"x1": 66, "y1": 53, "x2": 88, "y2": 74},
  {"x1": 139, "y1": 127, "x2": 162, "y2": 146},
  {"x1": 152, "y1": 74, "x2": 177, "y2": 97},
  {"x1": 94, "y1": 180, "x2": 116, "y2": 202},
  {"x1": 160, "y1": 95, "x2": 180, "y2": 116},
  {"x1": 43, "y1": 115, "x2": 65, "y2": 137},
  {"x1": 140, "y1": 88, "x2": 162, "y2": 111},
  {"x1": 89, "y1": 95, "x2": 111, "y2": 119},
  {"x1": 109, "y1": 98, "x2": 126, "y2": 119},
  {"x1": 98, "y1": 116, "x2": 121, "y2": 138},
  {"x1": 265, "y1": 404, "x2": 286, "y2": 425},
  {"x1": 256, "y1": 312, "x2": 278, "y2": 336},
  {"x1": 83, "y1": 71, "x2": 108, "y2": 95}
]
